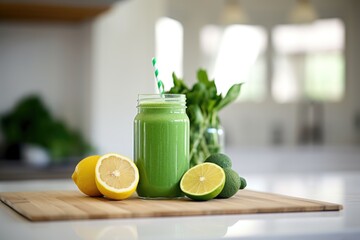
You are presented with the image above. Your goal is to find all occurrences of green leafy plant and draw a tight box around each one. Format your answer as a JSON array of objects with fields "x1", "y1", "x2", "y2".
[
  {"x1": 167, "y1": 69, "x2": 241, "y2": 166},
  {"x1": 0, "y1": 95, "x2": 92, "y2": 162}
]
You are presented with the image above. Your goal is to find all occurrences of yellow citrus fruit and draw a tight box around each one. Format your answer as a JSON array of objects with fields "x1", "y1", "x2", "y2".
[
  {"x1": 95, "y1": 153, "x2": 139, "y2": 200},
  {"x1": 72, "y1": 155, "x2": 102, "y2": 197}
]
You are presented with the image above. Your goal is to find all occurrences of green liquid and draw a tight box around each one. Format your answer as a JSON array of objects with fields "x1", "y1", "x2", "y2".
[{"x1": 134, "y1": 102, "x2": 189, "y2": 198}]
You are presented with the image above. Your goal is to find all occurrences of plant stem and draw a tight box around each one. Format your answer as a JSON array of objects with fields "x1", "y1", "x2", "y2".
[
  {"x1": 189, "y1": 117, "x2": 209, "y2": 163},
  {"x1": 200, "y1": 137, "x2": 210, "y2": 158}
]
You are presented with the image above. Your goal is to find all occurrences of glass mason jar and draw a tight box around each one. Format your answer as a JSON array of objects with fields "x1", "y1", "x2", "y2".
[{"x1": 134, "y1": 94, "x2": 189, "y2": 198}]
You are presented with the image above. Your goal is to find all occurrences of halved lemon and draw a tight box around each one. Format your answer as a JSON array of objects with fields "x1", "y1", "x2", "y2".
[
  {"x1": 95, "y1": 153, "x2": 139, "y2": 200},
  {"x1": 180, "y1": 162, "x2": 225, "y2": 201}
]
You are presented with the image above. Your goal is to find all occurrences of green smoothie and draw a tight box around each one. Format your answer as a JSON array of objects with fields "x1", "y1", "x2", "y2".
[{"x1": 134, "y1": 95, "x2": 189, "y2": 198}]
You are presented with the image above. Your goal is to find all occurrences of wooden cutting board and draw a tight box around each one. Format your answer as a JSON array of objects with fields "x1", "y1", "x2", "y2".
[{"x1": 0, "y1": 190, "x2": 342, "y2": 221}]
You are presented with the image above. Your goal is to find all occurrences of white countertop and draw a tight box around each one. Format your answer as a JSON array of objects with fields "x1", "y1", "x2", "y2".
[
  {"x1": 1, "y1": 170, "x2": 360, "y2": 240},
  {"x1": 1, "y1": 146, "x2": 360, "y2": 239}
]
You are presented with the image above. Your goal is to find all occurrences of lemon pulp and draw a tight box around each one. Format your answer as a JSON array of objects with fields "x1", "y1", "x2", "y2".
[{"x1": 95, "y1": 153, "x2": 139, "y2": 200}]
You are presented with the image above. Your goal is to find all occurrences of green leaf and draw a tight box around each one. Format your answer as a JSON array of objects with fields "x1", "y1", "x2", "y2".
[
  {"x1": 215, "y1": 83, "x2": 242, "y2": 111},
  {"x1": 207, "y1": 99, "x2": 217, "y2": 113},
  {"x1": 187, "y1": 105, "x2": 204, "y2": 125},
  {"x1": 197, "y1": 69, "x2": 211, "y2": 86},
  {"x1": 168, "y1": 72, "x2": 189, "y2": 94},
  {"x1": 197, "y1": 69, "x2": 218, "y2": 96}
]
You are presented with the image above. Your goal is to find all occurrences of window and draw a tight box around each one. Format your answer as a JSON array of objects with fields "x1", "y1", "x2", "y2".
[
  {"x1": 272, "y1": 19, "x2": 345, "y2": 102},
  {"x1": 155, "y1": 17, "x2": 183, "y2": 91},
  {"x1": 200, "y1": 24, "x2": 267, "y2": 101}
]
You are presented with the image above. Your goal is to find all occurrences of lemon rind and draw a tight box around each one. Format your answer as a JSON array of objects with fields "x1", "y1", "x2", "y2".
[{"x1": 95, "y1": 153, "x2": 139, "y2": 194}]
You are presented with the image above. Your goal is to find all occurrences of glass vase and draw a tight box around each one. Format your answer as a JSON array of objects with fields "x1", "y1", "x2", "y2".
[{"x1": 189, "y1": 124, "x2": 225, "y2": 167}]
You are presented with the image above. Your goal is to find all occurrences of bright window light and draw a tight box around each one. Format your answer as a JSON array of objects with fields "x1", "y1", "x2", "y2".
[
  {"x1": 273, "y1": 19, "x2": 344, "y2": 53},
  {"x1": 155, "y1": 17, "x2": 183, "y2": 91},
  {"x1": 272, "y1": 19, "x2": 345, "y2": 102},
  {"x1": 200, "y1": 24, "x2": 267, "y2": 101},
  {"x1": 272, "y1": 56, "x2": 299, "y2": 102}
]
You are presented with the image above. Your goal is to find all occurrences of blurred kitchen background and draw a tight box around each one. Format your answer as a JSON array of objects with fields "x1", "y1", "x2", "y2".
[{"x1": 0, "y1": 0, "x2": 359, "y2": 180}]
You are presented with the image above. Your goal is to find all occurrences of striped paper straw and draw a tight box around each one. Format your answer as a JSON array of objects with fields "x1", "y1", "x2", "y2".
[{"x1": 152, "y1": 57, "x2": 165, "y2": 95}]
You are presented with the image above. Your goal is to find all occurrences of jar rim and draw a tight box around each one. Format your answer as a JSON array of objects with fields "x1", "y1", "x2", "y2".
[
  {"x1": 138, "y1": 93, "x2": 185, "y2": 98},
  {"x1": 137, "y1": 94, "x2": 186, "y2": 107},
  {"x1": 138, "y1": 94, "x2": 186, "y2": 101}
]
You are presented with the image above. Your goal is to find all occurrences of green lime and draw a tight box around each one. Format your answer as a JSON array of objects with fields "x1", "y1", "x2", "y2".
[
  {"x1": 205, "y1": 153, "x2": 232, "y2": 169},
  {"x1": 239, "y1": 176, "x2": 247, "y2": 189},
  {"x1": 180, "y1": 163, "x2": 225, "y2": 201},
  {"x1": 216, "y1": 168, "x2": 240, "y2": 199}
]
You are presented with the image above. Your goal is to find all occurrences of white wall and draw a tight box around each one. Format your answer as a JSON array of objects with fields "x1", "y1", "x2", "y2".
[
  {"x1": 89, "y1": 0, "x2": 166, "y2": 156},
  {"x1": 0, "y1": 22, "x2": 85, "y2": 132}
]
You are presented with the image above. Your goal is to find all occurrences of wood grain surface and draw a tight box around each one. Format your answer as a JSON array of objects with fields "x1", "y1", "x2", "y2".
[{"x1": 0, "y1": 190, "x2": 342, "y2": 221}]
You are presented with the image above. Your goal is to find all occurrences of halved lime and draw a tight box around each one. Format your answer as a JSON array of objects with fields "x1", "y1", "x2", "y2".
[{"x1": 180, "y1": 163, "x2": 225, "y2": 201}]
